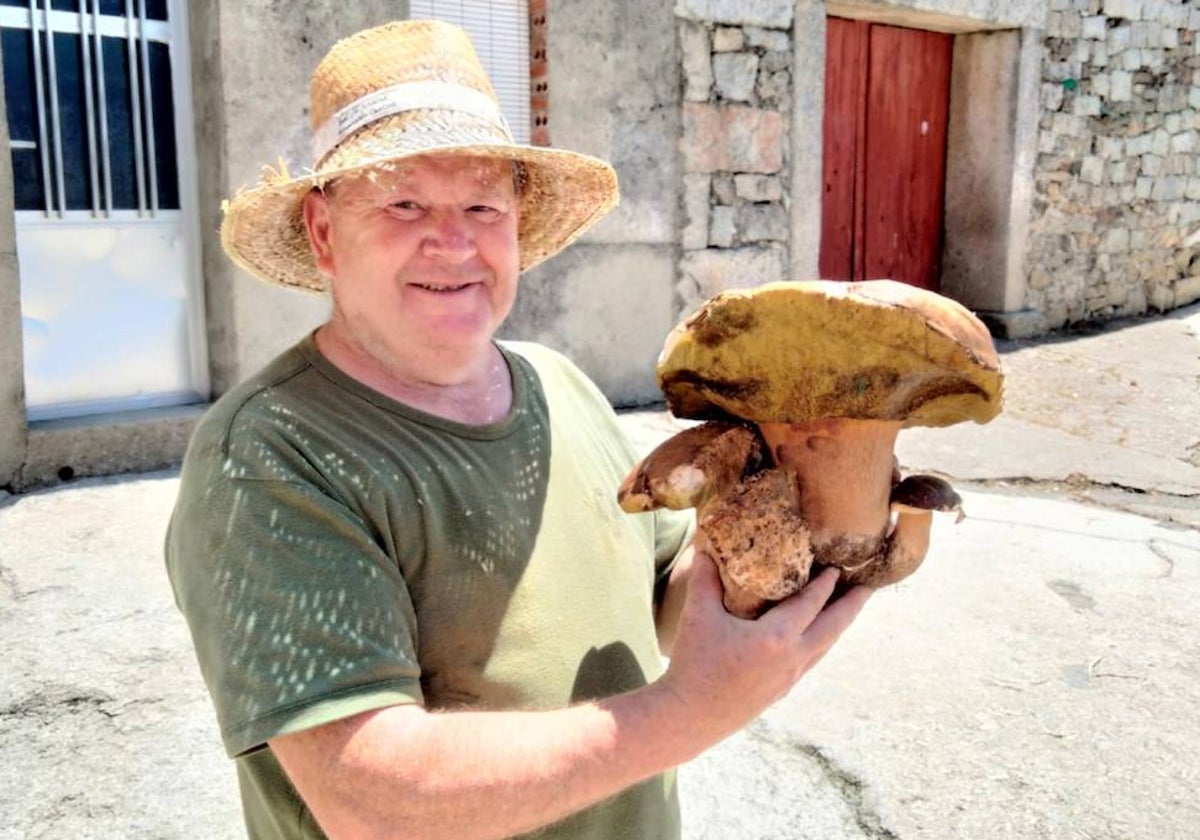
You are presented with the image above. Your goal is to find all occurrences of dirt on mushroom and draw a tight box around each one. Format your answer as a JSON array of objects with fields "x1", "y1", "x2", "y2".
[{"x1": 620, "y1": 280, "x2": 1005, "y2": 618}]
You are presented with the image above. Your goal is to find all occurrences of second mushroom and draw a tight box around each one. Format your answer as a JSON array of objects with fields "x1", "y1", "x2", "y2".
[{"x1": 619, "y1": 280, "x2": 1005, "y2": 618}]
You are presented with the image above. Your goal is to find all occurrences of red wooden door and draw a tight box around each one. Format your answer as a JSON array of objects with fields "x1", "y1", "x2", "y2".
[{"x1": 819, "y1": 18, "x2": 953, "y2": 291}]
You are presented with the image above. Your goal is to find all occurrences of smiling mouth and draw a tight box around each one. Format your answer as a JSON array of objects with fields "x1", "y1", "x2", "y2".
[{"x1": 414, "y1": 282, "x2": 472, "y2": 292}]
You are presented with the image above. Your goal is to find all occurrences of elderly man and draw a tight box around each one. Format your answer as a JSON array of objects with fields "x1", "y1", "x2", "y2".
[{"x1": 166, "y1": 20, "x2": 870, "y2": 840}]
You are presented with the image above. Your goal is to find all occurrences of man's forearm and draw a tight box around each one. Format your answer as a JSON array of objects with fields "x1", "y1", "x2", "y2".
[{"x1": 271, "y1": 681, "x2": 703, "y2": 840}]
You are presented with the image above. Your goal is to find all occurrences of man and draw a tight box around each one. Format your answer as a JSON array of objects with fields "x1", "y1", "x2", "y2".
[{"x1": 166, "y1": 20, "x2": 871, "y2": 840}]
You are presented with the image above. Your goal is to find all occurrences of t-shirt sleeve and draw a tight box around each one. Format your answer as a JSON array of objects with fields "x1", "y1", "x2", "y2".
[{"x1": 166, "y1": 419, "x2": 423, "y2": 758}]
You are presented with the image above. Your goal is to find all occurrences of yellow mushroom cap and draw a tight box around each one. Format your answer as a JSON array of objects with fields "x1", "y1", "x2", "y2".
[{"x1": 657, "y1": 280, "x2": 1004, "y2": 428}]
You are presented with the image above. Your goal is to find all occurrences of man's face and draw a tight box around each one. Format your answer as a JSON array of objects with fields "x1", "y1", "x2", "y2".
[{"x1": 304, "y1": 155, "x2": 520, "y2": 370}]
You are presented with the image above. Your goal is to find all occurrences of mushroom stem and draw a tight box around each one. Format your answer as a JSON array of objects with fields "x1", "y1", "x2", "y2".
[
  {"x1": 844, "y1": 506, "x2": 932, "y2": 588},
  {"x1": 757, "y1": 418, "x2": 902, "y2": 558}
]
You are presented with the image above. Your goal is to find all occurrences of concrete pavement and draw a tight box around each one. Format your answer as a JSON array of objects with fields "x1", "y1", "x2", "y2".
[{"x1": 1, "y1": 303, "x2": 1198, "y2": 839}]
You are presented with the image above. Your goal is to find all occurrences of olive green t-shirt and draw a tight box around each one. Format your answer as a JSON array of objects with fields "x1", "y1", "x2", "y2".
[{"x1": 165, "y1": 336, "x2": 691, "y2": 839}]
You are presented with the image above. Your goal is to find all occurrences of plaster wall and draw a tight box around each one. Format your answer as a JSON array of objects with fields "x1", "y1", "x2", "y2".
[
  {"x1": 0, "y1": 61, "x2": 25, "y2": 487},
  {"x1": 942, "y1": 28, "x2": 1041, "y2": 315},
  {"x1": 190, "y1": 1, "x2": 401, "y2": 395},
  {"x1": 500, "y1": 0, "x2": 681, "y2": 405}
]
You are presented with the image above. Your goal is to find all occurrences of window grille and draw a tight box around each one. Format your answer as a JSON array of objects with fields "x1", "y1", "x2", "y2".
[
  {"x1": 0, "y1": 0, "x2": 177, "y2": 218},
  {"x1": 408, "y1": 0, "x2": 530, "y2": 144}
]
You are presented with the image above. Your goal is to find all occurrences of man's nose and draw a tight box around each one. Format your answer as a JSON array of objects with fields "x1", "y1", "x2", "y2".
[{"x1": 423, "y1": 213, "x2": 475, "y2": 262}]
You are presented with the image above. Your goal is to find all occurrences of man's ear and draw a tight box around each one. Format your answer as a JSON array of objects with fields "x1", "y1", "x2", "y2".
[{"x1": 302, "y1": 188, "x2": 335, "y2": 277}]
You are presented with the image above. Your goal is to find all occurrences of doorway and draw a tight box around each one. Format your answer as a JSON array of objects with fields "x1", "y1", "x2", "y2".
[{"x1": 819, "y1": 16, "x2": 953, "y2": 291}]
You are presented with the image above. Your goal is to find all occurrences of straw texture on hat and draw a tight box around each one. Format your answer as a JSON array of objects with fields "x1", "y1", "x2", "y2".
[{"x1": 221, "y1": 20, "x2": 619, "y2": 290}]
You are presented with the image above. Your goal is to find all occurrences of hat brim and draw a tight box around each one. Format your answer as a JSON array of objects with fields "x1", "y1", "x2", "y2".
[{"x1": 221, "y1": 122, "x2": 619, "y2": 291}]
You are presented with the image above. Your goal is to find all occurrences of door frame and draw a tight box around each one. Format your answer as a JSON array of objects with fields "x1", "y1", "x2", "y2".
[{"x1": 791, "y1": 0, "x2": 1041, "y2": 331}]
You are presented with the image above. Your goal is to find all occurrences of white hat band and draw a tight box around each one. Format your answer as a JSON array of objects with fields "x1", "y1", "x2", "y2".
[{"x1": 311, "y1": 80, "x2": 512, "y2": 163}]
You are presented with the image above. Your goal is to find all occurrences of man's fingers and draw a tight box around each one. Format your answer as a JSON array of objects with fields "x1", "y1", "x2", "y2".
[{"x1": 761, "y1": 566, "x2": 840, "y2": 631}]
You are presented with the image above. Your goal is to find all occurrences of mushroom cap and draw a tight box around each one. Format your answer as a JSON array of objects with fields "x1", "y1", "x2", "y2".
[{"x1": 657, "y1": 280, "x2": 1004, "y2": 428}]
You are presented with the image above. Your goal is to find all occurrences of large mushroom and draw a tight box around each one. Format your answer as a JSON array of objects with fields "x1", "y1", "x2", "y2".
[{"x1": 619, "y1": 280, "x2": 1004, "y2": 618}]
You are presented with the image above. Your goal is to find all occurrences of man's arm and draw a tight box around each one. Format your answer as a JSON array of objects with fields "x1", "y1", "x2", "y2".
[
  {"x1": 270, "y1": 555, "x2": 871, "y2": 840},
  {"x1": 655, "y1": 544, "x2": 694, "y2": 657}
]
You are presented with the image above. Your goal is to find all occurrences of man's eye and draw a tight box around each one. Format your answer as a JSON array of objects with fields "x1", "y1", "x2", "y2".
[
  {"x1": 389, "y1": 201, "x2": 423, "y2": 218},
  {"x1": 468, "y1": 205, "x2": 501, "y2": 218}
]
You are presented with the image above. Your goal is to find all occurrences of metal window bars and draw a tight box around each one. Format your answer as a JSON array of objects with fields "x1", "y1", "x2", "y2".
[{"x1": 12, "y1": 0, "x2": 163, "y2": 218}]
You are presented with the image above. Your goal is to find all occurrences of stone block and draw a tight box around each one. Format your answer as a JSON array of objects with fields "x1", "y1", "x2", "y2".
[
  {"x1": 1171, "y1": 130, "x2": 1197, "y2": 154},
  {"x1": 1152, "y1": 128, "x2": 1171, "y2": 155},
  {"x1": 680, "y1": 20, "x2": 713, "y2": 102},
  {"x1": 1189, "y1": 87, "x2": 1200, "y2": 111},
  {"x1": 713, "y1": 173, "x2": 737, "y2": 204},
  {"x1": 1107, "y1": 24, "x2": 1132, "y2": 51},
  {"x1": 1185, "y1": 177, "x2": 1200, "y2": 200},
  {"x1": 709, "y1": 205, "x2": 736, "y2": 247},
  {"x1": 1043, "y1": 82, "x2": 1065, "y2": 111},
  {"x1": 1162, "y1": 28, "x2": 1179, "y2": 50},
  {"x1": 713, "y1": 26, "x2": 744, "y2": 52},
  {"x1": 1173, "y1": 274, "x2": 1200, "y2": 305},
  {"x1": 743, "y1": 26, "x2": 789, "y2": 51},
  {"x1": 1165, "y1": 154, "x2": 1195, "y2": 176},
  {"x1": 1162, "y1": 1, "x2": 1189, "y2": 28},
  {"x1": 735, "y1": 203, "x2": 788, "y2": 242},
  {"x1": 757, "y1": 69, "x2": 790, "y2": 106},
  {"x1": 1126, "y1": 132, "x2": 1152, "y2": 155},
  {"x1": 1097, "y1": 135, "x2": 1125, "y2": 158},
  {"x1": 681, "y1": 174, "x2": 711, "y2": 250},
  {"x1": 760, "y1": 49, "x2": 790, "y2": 74},
  {"x1": 674, "y1": 0, "x2": 793, "y2": 29},
  {"x1": 1135, "y1": 176, "x2": 1154, "y2": 198},
  {"x1": 1098, "y1": 227, "x2": 1130, "y2": 252},
  {"x1": 1151, "y1": 175, "x2": 1185, "y2": 201},
  {"x1": 1110, "y1": 70, "x2": 1133, "y2": 101},
  {"x1": 713, "y1": 52, "x2": 759, "y2": 102},
  {"x1": 1148, "y1": 284, "x2": 1174, "y2": 311},
  {"x1": 1103, "y1": 0, "x2": 1140, "y2": 21},
  {"x1": 1093, "y1": 42, "x2": 1109, "y2": 66},
  {"x1": 1141, "y1": 153, "x2": 1163, "y2": 175},
  {"x1": 1082, "y1": 15, "x2": 1108, "y2": 38},
  {"x1": 734, "y1": 173, "x2": 783, "y2": 202},
  {"x1": 1052, "y1": 112, "x2": 1088, "y2": 137},
  {"x1": 681, "y1": 103, "x2": 783, "y2": 173},
  {"x1": 1073, "y1": 94, "x2": 1102, "y2": 116},
  {"x1": 676, "y1": 245, "x2": 788, "y2": 313},
  {"x1": 1081, "y1": 155, "x2": 1106, "y2": 184},
  {"x1": 1110, "y1": 159, "x2": 1132, "y2": 183},
  {"x1": 1120, "y1": 48, "x2": 1143, "y2": 69}
]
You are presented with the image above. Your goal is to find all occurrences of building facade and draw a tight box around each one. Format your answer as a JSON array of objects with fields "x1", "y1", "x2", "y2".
[{"x1": 1, "y1": 0, "x2": 1198, "y2": 489}]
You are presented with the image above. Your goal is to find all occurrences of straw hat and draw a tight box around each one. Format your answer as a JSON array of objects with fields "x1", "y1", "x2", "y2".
[{"x1": 220, "y1": 19, "x2": 619, "y2": 291}]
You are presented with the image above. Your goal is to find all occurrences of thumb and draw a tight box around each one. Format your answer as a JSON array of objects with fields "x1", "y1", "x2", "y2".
[{"x1": 686, "y1": 550, "x2": 724, "y2": 603}]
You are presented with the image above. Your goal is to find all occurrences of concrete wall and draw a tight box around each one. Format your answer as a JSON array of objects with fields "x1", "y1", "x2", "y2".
[
  {"x1": 500, "y1": 0, "x2": 682, "y2": 405},
  {"x1": 190, "y1": 1, "x2": 403, "y2": 395},
  {"x1": 0, "y1": 58, "x2": 26, "y2": 488}
]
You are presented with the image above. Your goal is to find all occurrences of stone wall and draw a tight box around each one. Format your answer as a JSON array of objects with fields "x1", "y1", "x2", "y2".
[
  {"x1": 675, "y1": 2, "x2": 795, "y2": 318},
  {"x1": 1029, "y1": 0, "x2": 1200, "y2": 326}
]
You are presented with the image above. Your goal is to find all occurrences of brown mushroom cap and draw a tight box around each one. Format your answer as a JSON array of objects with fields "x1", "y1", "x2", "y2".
[{"x1": 657, "y1": 280, "x2": 1004, "y2": 428}]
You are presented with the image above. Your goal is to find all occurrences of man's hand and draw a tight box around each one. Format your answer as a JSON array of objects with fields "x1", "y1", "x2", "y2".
[{"x1": 658, "y1": 551, "x2": 871, "y2": 748}]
